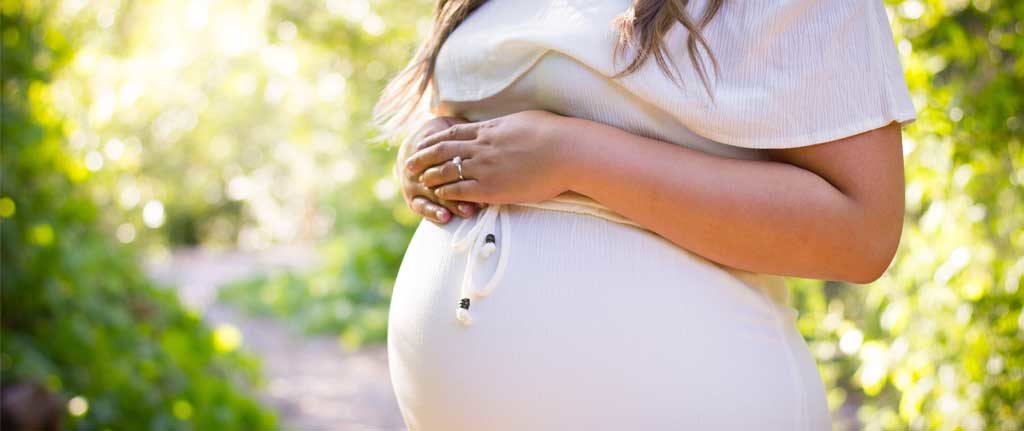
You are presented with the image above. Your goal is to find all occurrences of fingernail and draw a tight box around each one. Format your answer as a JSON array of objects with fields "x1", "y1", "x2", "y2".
[
  {"x1": 458, "y1": 203, "x2": 473, "y2": 215},
  {"x1": 436, "y1": 209, "x2": 449, "y2": 222}
]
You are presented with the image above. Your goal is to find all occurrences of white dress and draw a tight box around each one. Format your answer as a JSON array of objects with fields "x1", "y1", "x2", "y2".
[{"x1": 387, "y1": 1, "x2": 916, "y2": 430}]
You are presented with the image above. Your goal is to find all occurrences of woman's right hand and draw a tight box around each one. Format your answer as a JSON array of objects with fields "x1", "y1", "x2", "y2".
[{"x1": 397, "y1": 115, "x2": 478, "y2": 224}]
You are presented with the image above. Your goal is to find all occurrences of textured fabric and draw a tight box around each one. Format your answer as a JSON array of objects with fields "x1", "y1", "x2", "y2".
[
  {"x1": 443, "y1": 198, "x2": 781, "y2": 326},
  {"x1": 520, "y1": 192, "x2": 790, "y2": 304},
  {"x1": 389, "y1": 206, "x2": 831, "y2": 430},
  {"x1": 430, "y1": 0, "x2": 916, "y2": 148},
  {"x1": 388, "y1": 1, "x2": 915, "y2": 429}
]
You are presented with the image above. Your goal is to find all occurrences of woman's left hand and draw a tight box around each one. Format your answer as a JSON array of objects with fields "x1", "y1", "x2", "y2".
[{"x1": 403, "y1": 110, "x2": 574, "y2": 205}]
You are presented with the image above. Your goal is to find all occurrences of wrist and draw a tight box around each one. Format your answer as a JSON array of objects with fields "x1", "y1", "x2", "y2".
[{"x1": 547, "y1": 115, "x2": 590, "y2": 193}]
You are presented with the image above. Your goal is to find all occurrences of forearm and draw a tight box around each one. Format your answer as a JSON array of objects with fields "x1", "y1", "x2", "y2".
[{"x1": 556, "y1": 116, "x2": 894, "y2": 283}]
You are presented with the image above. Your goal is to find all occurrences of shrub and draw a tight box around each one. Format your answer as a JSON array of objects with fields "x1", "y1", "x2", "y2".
[{"x1": 1, "y1": 3, "x2": 277, "y2": 430}]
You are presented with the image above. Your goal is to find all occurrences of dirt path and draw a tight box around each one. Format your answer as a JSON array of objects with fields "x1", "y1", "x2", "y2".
[{"x1": 146, "y1": 246, "x2": 406, "y2": 431}]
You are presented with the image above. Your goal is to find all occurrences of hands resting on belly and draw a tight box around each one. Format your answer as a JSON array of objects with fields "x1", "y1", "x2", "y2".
[
  {"x1": 396, "y1": 115, "x2": 476, "y2": 224},
  {"x1": 396, "y1": 110, "x2": 575, "y2": 225}
]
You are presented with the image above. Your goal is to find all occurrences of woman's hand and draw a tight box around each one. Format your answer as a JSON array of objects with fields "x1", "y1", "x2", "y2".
[
  {"x1": 404, "y1": 110, "x2": 574, "y2": 205},
  {"x1": 397, "y1": 115, "x2": 479, "y2": 224}
]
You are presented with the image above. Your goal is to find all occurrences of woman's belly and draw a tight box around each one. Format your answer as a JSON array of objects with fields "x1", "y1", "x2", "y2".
[{"x1": 387, "y1": 204, "x2": 830, "y2": 431}]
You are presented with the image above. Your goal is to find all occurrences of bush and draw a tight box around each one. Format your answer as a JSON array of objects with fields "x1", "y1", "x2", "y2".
[{"x1": 0, "y1": 2, "x2": 277, "y2": 430}]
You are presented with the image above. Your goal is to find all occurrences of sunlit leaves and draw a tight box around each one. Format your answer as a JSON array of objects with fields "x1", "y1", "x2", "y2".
[{"x1": 1, "y1": 2, "x2": 277, "y2": 430}]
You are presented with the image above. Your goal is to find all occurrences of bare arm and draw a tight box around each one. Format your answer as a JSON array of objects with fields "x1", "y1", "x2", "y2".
[
  {"x1": 558, "y1": 116, "x2": 906, "y2": 283},
  {"x1": 407, "y1": 110, "x2": 906, "y2": 284}
]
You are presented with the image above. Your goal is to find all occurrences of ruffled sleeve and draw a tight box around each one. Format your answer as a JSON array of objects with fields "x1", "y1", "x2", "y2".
[
  {"x1": 673, "y1": 0, "x2": 917, "y2": 148},
  {"x1": 431, "y1": 0, "x2": 916, "y2": 149}
]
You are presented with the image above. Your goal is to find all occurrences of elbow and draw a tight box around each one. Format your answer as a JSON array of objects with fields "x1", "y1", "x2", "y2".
[
  {"x1": 839, "y1": 216, "x2": 904, "y2": 285},
  {"x1": 842, "y1": 247, "x2": 897, "y2": 284}
]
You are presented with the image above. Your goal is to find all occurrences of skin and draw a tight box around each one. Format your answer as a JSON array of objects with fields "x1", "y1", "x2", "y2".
[
  {"x1": 400, "y1": 109, "x2": 905, "y2": 284},
  {"x1": 397, "y1": 115, "x2": 478, "y2": 223}
]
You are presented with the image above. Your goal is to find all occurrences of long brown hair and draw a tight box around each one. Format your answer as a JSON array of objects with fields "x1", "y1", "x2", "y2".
[{"x1": 371, "y1": 0, "x2": 724, "y2": 145}]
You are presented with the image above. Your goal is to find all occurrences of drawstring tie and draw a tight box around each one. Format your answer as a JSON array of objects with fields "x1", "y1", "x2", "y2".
[{"x1": 449, "y1": 203, "x2": 511, "y2": 325}]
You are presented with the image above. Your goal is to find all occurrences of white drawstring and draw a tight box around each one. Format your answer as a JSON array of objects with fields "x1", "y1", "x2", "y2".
[{"x1": 450, "y1": 203, "x2": 512, "y2": 325}]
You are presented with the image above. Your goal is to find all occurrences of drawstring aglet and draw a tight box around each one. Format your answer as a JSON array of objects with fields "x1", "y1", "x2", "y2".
[
  {"x1": 480, "y1": 233, "x2": 497, "y2": 258},
  {"x1": 456, "y1": 297, "x2": 472, "y2": 325}
]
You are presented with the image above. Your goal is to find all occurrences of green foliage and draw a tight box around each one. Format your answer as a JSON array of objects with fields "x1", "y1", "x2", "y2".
[
  {"x1": 218, "y1": 225, "x2": 408, "y2": 349},
  {"x1": 39, "y1": 0, "x2": 433, "y2": 254},
  {"x1": 0, "y1": 2, "x2": 276, "y2": 429},
  {"x1": 217, "y1": 0, "x2": 432, "y2": 349}
]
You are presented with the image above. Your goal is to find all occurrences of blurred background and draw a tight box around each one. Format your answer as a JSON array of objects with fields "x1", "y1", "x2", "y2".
[{"x1": 1, "y1": 0, "x2": 1021, "y2": 430}]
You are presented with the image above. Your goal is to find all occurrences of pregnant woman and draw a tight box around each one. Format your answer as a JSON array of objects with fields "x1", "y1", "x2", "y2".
[{"x1": 377, "y1": 0, "x2": 915, "y2": 429}]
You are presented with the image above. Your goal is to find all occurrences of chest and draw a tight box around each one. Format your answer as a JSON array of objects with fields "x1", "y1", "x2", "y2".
[{"x1": 435, "y1": 49, "x2": 766, "y2": 161}]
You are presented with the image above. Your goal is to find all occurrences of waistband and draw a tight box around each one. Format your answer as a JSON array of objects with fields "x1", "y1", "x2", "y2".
[{"x1": 450, "y1": 192, "x2": 791, "y2": 326}]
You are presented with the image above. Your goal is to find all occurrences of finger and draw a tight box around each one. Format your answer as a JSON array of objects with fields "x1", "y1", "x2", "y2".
[
  {"x1": 443, "y1": 116, "x2": 471, "y2": 126},
  {"x1": 442, "y1": 199, "x2": 478, "y2": 218},
  {"x1": 418, "y1": 157, "x2": 478, "y2": 188},
  {"x1": 410, "y1": 196, "x2": 450, "y2": 223},
  {"x1": 409, "y1": 194, "x2": 446, "y2": 222},
  {"x1": 415, "y1": 122, "x2": 479, "y2": 151},
  {"x1": 404, "y1": 140, "x2": 478, "y2": 175},
  {"x1": 455, "y1": 201, "x2": 479, "y2": 217},
  {"x1": 435, "y1": 180, "x2": 486, "y2": 203},
  {"x1": 415, "y1": 184, "x2": 476, "y2": 218}
]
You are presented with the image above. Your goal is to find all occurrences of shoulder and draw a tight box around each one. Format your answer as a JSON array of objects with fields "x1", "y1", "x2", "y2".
[
  {"x1": 706, "y1": 0, "x2": 895, "y2": 51},
  {"x1": 686, "y1": 0, "x2": 915, "y2": 149}
]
